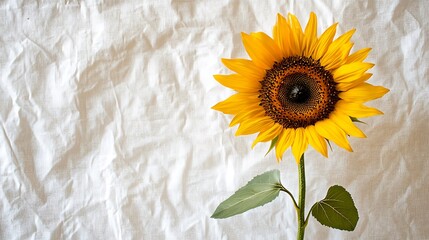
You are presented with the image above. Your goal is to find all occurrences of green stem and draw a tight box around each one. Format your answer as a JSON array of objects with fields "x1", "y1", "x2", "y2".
[
  {"x1": 280, "y1": 186, "x2": 299, "y2": 210},
  {"x1": 297, "y1": 154, "x2": 306, "y2": 240}
]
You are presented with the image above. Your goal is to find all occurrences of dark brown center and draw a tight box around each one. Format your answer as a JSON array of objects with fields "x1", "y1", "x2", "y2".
[
  {"x1": 259, "y1": 56, "x2": 339, "y2": 129},
  {"x1": 278, "y1": 73, "x2": 312, "y2": 105}
]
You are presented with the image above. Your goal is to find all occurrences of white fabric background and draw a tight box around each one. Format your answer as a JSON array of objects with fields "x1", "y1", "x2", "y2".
[{"x1": 1, "y1": 0, "x2": 428, "y2": 239}]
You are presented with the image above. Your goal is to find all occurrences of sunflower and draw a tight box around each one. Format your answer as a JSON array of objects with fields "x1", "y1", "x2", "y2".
[{"x1": 212, "y1": 12, "x2": 389, "y2": 163}]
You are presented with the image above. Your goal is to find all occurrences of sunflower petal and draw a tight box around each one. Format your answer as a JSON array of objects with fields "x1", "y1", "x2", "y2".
[
  {"x1": 324, "y1": 42, "x2": 354, "y2": 71},
  {"x1": 346, "y1": 48, "x2": 372, "y2": 64},
  {"x1": 313, "y1": 23, "x2": 338, "y2": 60},
  {"x1": 315, "y1": 119, "x2": 353, "y2": 152},
  {"x1": 251, "y1": 123, "x2": 283, "y2": 148},
  {"x1": 273, "y1": 13, "x2": 293, "y2": 56},
  {"x1": 305, "y1": 125, "x2": 328, "y2": 157},
  {"x1": 336, "y1": 73, "x2": 372, "y2": 91},
  {"x1": 333, "y1": 62, "x2": 374, "y2": 82},
  {"x1": 330, "y1": 111, "x2": 366, "y2": 138},
  {"x1": 251, "y1": 32, "x2": 283, "y2": 62},
  {"x1": 302, "y1": 12, "x2": 318, "y2": 57},
  {"x1": 288, "y1": 13, "x2": 304, "y2": 55},
  {"x1": 235, "y1": 116, "x2": 274, "y2": 136},
  {"x1": 335, "y1": 100, "x2": 384, "y2": 118},
  {"x1": 292, "y1": 127, "x2": 308, "y2": 163},
  {"x1": 221, "y1": 58, "x2": 265, "y2": 80},
  {"x1": 339, "y1": 83, "x2": 390, "y2": 102},
  {"x1": 241, "y1": 32, "x2": 281, "y2": 69},
  {"x1": 230, "y1": 107, "x2": 265, "y2": 126},
  {"x1": 320, "y1": 29, "x2": 355, "y2": 70},
  {"x1": 212, "y1": 93, "x2": 259, "y2": 114},
  {"x1": 275, "y1": 128, "x2": 295, "y2": 161},
  {"x1": 213, "y1": 74, "x2": 260, "y2": 93}
]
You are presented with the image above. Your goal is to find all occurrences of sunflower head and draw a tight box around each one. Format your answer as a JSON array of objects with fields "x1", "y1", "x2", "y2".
[{"x1": 213, "y1": 12, "x2": 389, "y2": 163}]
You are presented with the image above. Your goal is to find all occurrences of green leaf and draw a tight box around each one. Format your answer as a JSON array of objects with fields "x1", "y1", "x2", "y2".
[
  {"x1": 350, "y1": 117, "x2": 367, "y2": 124},
  {"x1": 211, "y1": 170, "x2": 282, "y2": 219},
  {"x1": 311, "y1": 185, "x2": 359, "y2": 231},
  {"x1": 265, "y1": 136, "x2": 279, "y2": 156}
]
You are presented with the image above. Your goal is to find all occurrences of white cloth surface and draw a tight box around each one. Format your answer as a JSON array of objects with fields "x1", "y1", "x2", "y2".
[{"x1": 1, "y1": 0, "x2": 428, "y2": 239}]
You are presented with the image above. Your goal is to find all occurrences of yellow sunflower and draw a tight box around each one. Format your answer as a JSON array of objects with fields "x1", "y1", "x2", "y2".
[{"x1": 212, "y1": 12, "x2": 389, "y2": 163}]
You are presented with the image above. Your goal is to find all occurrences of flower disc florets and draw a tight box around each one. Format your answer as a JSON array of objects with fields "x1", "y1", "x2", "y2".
[{"x1": 259, "y1": 56, "x2": 339, "y2": 129}]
